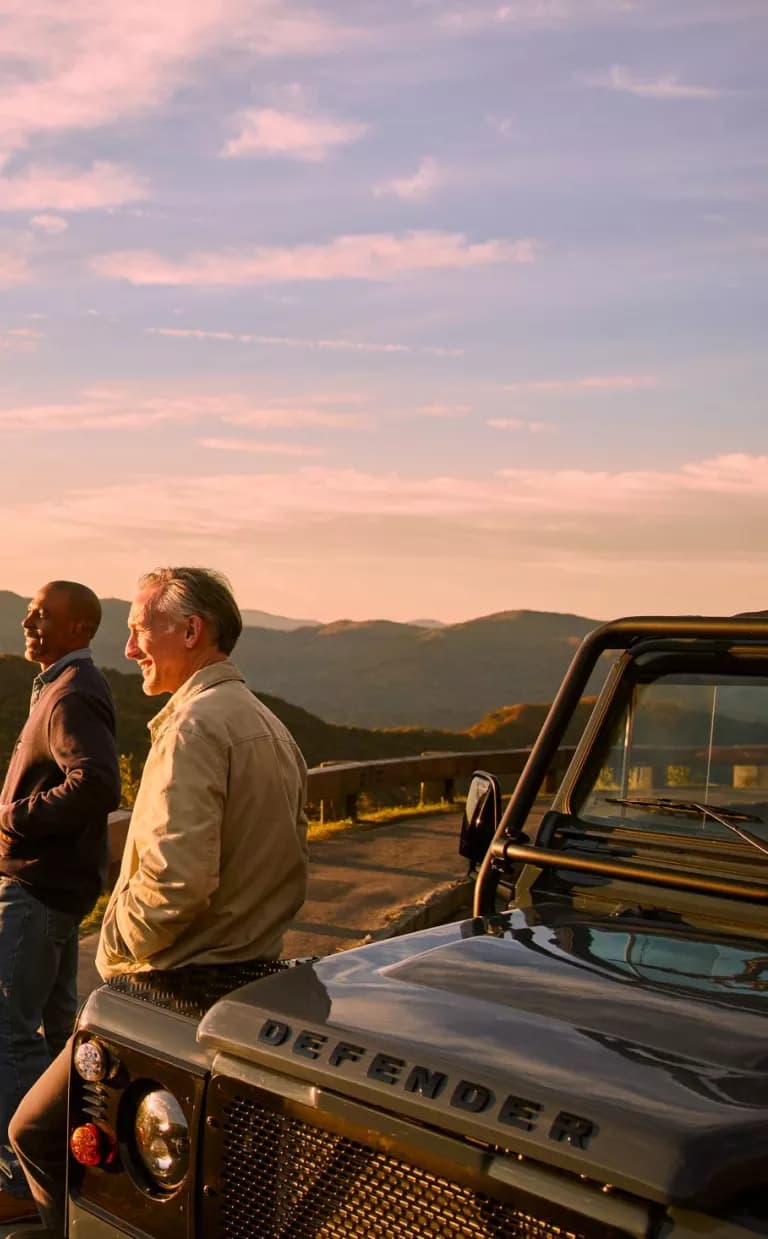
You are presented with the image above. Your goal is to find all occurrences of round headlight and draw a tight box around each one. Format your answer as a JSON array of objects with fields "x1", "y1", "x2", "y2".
[{"x1": 134, "y1": 1089, "x2": 190, "y2": 1190}]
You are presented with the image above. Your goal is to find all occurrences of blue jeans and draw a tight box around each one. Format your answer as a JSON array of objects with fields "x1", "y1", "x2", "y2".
[{"x1": 0, "y1": 878, "x2": 79, "y2": 1198}]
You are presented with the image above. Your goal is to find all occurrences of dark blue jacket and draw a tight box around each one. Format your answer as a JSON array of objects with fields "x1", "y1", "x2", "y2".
[{"x1": 0, "y1": 658, "x2": 121, "y2": 917}]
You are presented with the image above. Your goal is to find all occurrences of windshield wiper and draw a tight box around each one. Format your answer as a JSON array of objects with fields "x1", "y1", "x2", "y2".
[
  {"x1": 605, "y1": 797, "x2": 768, "y2": 858},
  {"x1": 606, "y1": 797, "x2": 759, "y2": 821}
]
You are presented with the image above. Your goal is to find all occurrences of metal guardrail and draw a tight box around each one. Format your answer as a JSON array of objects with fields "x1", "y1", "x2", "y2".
[
  {"x1": 305, "y1": 746, "x2": 576, "y2": 821},
  {"x1": 107, "y1": 742, "x2": 768, "y2": 881},
  {"x1": 105, "y1": 748, "x2": 566, "y2": 882},
  {"x1": 304, "y1": 743, "x2": 768, "y2": 822}
]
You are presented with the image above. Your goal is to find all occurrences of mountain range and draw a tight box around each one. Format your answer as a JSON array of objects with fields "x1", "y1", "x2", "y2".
[
  {"x1": 0, "y1": 651, "x2": 597, "y2": 777},
  {"x1": 0, "y1": 591, "x2": 600, "y2": 729},
  {"x1": 240, "y1": 608, "x2": 320, "y2": 631}
]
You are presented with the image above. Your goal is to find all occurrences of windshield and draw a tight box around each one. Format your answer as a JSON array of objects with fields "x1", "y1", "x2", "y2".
[{"x1": 576, "y1": 671, "x2": 768, "y2": 846}]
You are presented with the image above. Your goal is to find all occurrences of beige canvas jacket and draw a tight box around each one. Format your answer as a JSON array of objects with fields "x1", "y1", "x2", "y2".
[{"x1": 96, "y1": 660, "x2": 308, "y2": 979}]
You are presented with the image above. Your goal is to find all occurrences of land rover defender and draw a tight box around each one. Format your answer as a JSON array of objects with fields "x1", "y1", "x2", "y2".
[{"x1": 66, "y1": 617, "x2": 768, "y2": 1238}]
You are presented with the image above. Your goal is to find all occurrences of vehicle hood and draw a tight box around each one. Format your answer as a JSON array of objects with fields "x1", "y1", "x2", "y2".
[{"x1": 198, "y1": 906, "x2": 768, "y2": 1208}]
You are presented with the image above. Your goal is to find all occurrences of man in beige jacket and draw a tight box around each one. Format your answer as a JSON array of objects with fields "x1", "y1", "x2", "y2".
[
  {"x1": 98, "y1": 566, "x2": 307, "y2": 976},
  {"x1": 8, "y1": 567, "x2": 309, "y2": 1239}
]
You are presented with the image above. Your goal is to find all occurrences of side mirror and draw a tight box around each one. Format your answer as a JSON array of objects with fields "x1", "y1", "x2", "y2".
[{"x1": 459, "y1": 771, "x2": 501, "y2": 871}]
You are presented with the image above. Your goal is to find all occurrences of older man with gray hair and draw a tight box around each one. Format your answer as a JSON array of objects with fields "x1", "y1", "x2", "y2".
[{"x1": 8, "y1": 567, "x2": 309, "y2": 1239}]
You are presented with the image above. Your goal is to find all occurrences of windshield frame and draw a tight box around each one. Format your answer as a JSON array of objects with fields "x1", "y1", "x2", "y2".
[
  {"x1": 474, "y1": 619, "x2": 768, "y2": 918},
  {"x1": 556, "y1": 646, "x2": 768, "y2": 828}
]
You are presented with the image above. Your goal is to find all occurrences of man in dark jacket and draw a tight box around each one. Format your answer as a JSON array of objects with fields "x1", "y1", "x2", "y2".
[{"x1": 0, "y1": 581, "x2": 120, "y2": 1223}]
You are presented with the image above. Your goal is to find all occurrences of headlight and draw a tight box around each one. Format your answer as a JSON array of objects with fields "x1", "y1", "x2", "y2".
[{"x1": 133, "y1": 1089, "x2": 190, "y2": 1190}]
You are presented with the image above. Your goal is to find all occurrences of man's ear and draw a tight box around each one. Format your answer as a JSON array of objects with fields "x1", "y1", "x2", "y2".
[{"x1": 184, "y1": 614, "x2": 205, "y2": 647}]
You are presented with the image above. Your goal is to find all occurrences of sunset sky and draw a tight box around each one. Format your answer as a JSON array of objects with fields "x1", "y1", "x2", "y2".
[{"x1": 1, "y1": 0, "x2": 766, "y2": 623}]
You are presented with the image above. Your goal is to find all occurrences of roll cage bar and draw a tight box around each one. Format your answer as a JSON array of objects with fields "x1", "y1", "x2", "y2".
[{"x1": 473, "y1": 615, "x2": 768, "y2": 917}]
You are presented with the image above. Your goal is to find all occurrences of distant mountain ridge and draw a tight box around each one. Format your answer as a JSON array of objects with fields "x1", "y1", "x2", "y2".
[
  {"x1": 0, "y1": 591, "x2": 601, "y2": 729},
  {"x1": 240, "y1": 608, "x2": 320, "y2": 631},
  {"x1": 0, "y1": 652, "x2": 596, "y2": 774}
]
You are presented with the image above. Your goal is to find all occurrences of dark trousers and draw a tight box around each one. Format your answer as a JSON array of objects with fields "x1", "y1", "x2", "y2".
[
  {"x1": 8, "y1": 1039, "x2": 70, "y2": 1236},
  {"x1": 0, "y1": 878, "x2": 79, "y2": 1199}
]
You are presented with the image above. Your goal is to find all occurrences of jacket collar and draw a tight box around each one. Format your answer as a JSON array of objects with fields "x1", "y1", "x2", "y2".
[
  {"x1": 148, "y1": 658, "x2": 245, "y2": 739},
  {"x1": 37, "y1": 647, "x2": 93, "y2": 685}
]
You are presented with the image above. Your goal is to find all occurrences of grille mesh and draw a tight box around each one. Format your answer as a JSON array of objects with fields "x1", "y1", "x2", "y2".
[
  {"x1": 213, "y1": 1093, "x2": 603, "y2": 1239},
  {"x1": 105, "y1": 958, "x2": 313, "y2": 1019}
]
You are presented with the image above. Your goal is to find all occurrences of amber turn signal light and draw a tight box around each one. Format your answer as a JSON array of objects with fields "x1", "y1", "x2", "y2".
[{"x1": 70, "y1": 1123, "x2": 110, "y2": 1168}]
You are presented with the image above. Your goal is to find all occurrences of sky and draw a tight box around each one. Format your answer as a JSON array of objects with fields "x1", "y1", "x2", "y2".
[{"x1": 1, "y1": 0, "x2": 766, "y2": 624}]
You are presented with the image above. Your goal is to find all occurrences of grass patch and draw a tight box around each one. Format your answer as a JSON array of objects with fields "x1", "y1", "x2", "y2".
[
  {"x1": 360, "y1": 799, "x2": 456, "y2": 823},
  {"x1": 307, "y1": 817, "x2": 358, "y2": 842},
  {"x1": 308, "y1": 799, "x2": 456, "y2": 842},
  {"x1": 80, "y1": 890, "x2": 110, "y2": 937}
]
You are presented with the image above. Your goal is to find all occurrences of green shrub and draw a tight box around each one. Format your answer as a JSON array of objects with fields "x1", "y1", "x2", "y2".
[{"x1": 119, "y1": 753, "x2": 143, "y2": 809}]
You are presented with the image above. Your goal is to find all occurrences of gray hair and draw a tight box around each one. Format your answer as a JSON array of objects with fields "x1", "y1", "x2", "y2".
[{"x1": 138, "y1": 567, "x2": 243, "y2": 655}]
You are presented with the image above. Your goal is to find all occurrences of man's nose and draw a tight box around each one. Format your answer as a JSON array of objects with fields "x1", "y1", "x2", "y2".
[
  {"x1": 22, "y1": 614, "x2": 32, "y2": 631},
  {"x1": 125, "y1": 634, "x2": 139, "y2": 659}
]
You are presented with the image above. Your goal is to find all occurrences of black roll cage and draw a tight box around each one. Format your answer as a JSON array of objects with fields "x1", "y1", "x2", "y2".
[{"x1": 473, "y1": 615, "x2": 768, "y2": 917}]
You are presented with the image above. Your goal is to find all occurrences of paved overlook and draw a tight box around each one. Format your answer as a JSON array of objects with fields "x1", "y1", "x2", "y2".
[
  {"x1": 76, "y1": 807, "x2": 471, "y2": 999},
  {"x1": 75, "y1": 801, "x2": 551, "y2": 1001}
]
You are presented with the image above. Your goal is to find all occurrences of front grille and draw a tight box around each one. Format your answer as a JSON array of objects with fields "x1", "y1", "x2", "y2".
[{"x1": 203, "y1": 1087, "x2": 619, "y2": 1239}]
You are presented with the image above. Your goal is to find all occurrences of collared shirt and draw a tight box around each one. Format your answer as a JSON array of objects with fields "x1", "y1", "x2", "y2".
[{"x1": 29, "y1": 648, "x2": 94, "y2": 712}]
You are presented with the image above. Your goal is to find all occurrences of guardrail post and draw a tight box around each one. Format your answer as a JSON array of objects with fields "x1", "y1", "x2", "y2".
[
  {"x1": 631, "y1": 766, "x2": 654, "y2": 790},
  {"x1": 733, "y1": 765, "x2": 768, "y2": 788},
  {"x1": 419, "y1": 777, "x2": 456, "y2": 804}
]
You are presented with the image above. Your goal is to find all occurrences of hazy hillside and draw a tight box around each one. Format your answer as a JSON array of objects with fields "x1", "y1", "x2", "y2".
[
  {"x1": 0, "y1": 591, "x2": 601, "y2": 728},
  {"x1": 0, "y1": 653, "x2": 588, "y2": 772},
  {"x1": 3, "y1": 649, "x2": 762, "y2": 790},
  {"x1": 230, "y1": 611, "x2": 602, "y2": 728},
  {"x1": 240, "y1": 608, "x2": 319, "y2": 631}
]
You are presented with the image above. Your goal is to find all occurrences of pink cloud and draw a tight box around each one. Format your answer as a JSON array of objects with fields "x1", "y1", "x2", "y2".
[
  {"x1": 415, "y1": 404, "x2": 471, "y2": 418},
  {"x1": 0, "y1": 162, "x2": 145, "y2": 211},
  {"x1": 223, "y1": 107, "x2": 366, "y2": 161},
  {"x1": 222, "y1": 403, "x2": 370, "y2": 430},
  {"x1": 502, "y1": 374, "x2": 659, "y2": 393},
  {"x1": 29, "y1": 213, "x2": 69, "y2": 233},
  {"x1": 436, "y1": 1, "x2": 629, "y2": 32},
  {"x1": 13, "y1": 455, "x2": 768, "y2": 538},
  {"x1": 147, "y1": 326, "x2": 462, "y2": 357},
  {"x1": 0, "y1": 389, "x2": 370, "y2": 431},
  {"x1": 374, "y1": 157, "x2": 443, "y2": 201},
  {"x1": 497, "y1": 454, "x2": 768, "y2": 508},
  {"x1": 0, "y1": 327, "x2": 42, "y2": 351},
  {"x1": 0, "y1": 1, "x2": 356, "y2": 154},
  {"x1": 588, "y1": 65, "x2": 725, "y2": 100},
  {"x1": 3, "y1": 453, "x2": 768, "y2": 629},
  {"x1": 487, "y1": 418, "x2": 552, "y2": 432},
  {"x1": 94, "y1": 231, "x2": 542, "y2": 286},
  {"x1": 199, "y1": 438, "x2": 326, "y2": 456}
]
